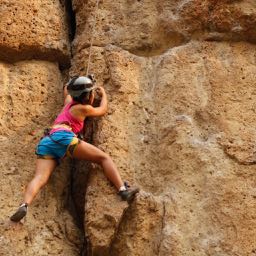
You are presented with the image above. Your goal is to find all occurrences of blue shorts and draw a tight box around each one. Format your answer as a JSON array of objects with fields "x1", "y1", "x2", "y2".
[{"x1": 35, "y1": 130, "x2": 80, "y2": 160}]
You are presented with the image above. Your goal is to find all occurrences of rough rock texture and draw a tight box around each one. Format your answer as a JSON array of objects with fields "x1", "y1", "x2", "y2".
[
  {"x1": 74, "y1": 43, "x2": 256, "y2": 256},
  {"x1": 70, "y1": 0, "x2": 256, "y2": 255},
  {"x1": 1, "y1": 0, "x2": 256, "y2": 256},
  {"x1": 0, "y1": 0, "x2": 70, "y2": 66},
  {"x1": 0, "y1": 61, "x2": 82, "y2": 255},
  {"x1": 0, "y1": 1, "x2": 82, "y2": 255},
  {"x1": 72, "y1": 0, "x2": 256, "y2": 56}
]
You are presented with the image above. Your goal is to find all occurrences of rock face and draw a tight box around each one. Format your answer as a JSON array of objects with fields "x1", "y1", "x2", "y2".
[
  {"x1": 0, "y1": 61, "x2": 82, "y2": 255},
  {"x1": 1, "y1": 0, "x2": 256, "y2": 256},
  {"x1": 71, "y1": 0, "x2": 256, "y2": 256},
  {"x1": 77, "y1": 42, "x2": 256, "y2": 256},
  {"x1": 72, "y1": 0, "x2": 256, "y2": 56},
  {"x1": 0, "y1": 0, "x2": 70, "y2": 66},
  {"x1": 0, "y1": 1, "x2": 81, "y2": 256}
]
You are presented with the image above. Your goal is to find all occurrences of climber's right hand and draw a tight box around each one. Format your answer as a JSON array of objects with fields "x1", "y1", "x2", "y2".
[{"x1": 95, "y1": 86, "x2": 105, "y2": 97}]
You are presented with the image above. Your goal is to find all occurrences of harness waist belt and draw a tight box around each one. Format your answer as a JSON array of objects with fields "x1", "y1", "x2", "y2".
[{"x1": 51, "y1": 124, "x2": 72, "y2": 131}]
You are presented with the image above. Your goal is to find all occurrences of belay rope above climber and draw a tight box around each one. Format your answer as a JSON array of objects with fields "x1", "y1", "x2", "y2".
[{"x1": 86, "y1": 0, "x2": 101, "y2": 76}]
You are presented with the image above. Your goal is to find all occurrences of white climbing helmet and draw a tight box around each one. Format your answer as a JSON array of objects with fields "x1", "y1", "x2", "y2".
[{"x1": 67, "y1": 75, "x2": 96, "y2": 97}]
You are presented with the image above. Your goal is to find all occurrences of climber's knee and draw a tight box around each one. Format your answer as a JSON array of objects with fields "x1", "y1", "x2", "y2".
[{"x1": 94, "y1": 152, "x2": 110, "y2": 165}]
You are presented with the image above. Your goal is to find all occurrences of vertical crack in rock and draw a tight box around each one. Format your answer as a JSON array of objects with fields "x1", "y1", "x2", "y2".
[
  {"x1": 64, "y1": 0, "x2": 77, "y2": 42},
  {"x1": 65, "y1": 120, "x2": 97, "y2": 254},
  {"x1": 63, "y1": 1, "x2": 91, "y2": 255},
  {"x1": 63, "y1": 1, "x2": 104, "y2": 254},
  {"x1": 67, "y1": 158, "x2": 92, "y2": 256}
]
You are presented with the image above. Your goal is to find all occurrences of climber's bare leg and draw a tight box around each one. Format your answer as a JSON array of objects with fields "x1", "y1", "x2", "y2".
[
  {"x1": 24, "y1": 159, "x2": 57, "y2": 205},
  {"x1": 72, "y1": 141, "x2": 123, "y2": 190}
]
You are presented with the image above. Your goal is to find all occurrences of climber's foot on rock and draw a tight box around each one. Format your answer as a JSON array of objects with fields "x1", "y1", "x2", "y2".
[
  {"x1": 118, "y1": 182, "x2": 139, "y2": 202},
  {"x1": 10, "y1": 203, "x2": 28, "y2": 222}
]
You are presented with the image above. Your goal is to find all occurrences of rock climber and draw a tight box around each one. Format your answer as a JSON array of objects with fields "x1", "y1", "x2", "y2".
[{"x1": 10, "y1": 75, "x2": 139, "y2": 222}]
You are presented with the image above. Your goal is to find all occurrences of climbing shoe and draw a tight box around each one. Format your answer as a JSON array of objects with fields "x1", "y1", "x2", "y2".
[
  {"x1": 10, "y1": 203, "x2": 28, "y2": 222},
  {"x1": 118, "y1": 182, "x2": 139, "y2": 202}
]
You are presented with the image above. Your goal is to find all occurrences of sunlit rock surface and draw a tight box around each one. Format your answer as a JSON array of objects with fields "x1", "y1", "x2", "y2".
[
  {"x1": 1, "y1": 0, "x2": 256, "y2": 255},
  {"x1": 72, "y1": 0, "x2": 256, "y2": 255}
]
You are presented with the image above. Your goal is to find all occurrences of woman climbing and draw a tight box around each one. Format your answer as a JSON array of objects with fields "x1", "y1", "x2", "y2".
[{"x1": 10, "y1": 75, "x2": 139, "y2": 222}]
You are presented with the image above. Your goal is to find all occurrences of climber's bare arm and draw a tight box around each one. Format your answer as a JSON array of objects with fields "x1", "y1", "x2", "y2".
[
  {"x1": 83, "y1": 87, "x2": 108, "y2": 117},
  {"x1": 63, "y1": 84, "x2": 72, "y2": 105}
]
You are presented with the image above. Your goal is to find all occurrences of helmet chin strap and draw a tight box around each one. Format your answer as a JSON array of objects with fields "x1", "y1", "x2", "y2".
[{"x1": 86, "y1": 91, "x2": 92, "y2": 101}]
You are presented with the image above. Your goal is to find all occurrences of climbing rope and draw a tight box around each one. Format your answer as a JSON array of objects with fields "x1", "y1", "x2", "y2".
[{"x1": 86, "y1": 0, "x2": 101, "y2": 76}]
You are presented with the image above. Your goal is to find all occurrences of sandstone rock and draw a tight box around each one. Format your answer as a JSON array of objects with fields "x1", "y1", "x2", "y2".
[
  {"x1": 180, "y1": 0, "x2": 256, "y2": 43},
  {"x1": 76, "y1": 42, "x2": 256, "y2": 255},
  {"x1": 0, "y1": 0, "x2": 70, "y2": 66},
  {"x1": 72, "y1": 0, "x2": 256, "y2": 57},
  {"x1": 110, "y1": 193, "x2": 167, "y2": 256},
  {"x1": 1, "y1": 0, "x2": 256, "y2": 255},
  {"x1": 0, "y1": 61, "x2": 63, "y2": 135},
  {"x1": 0, "y1": 61, "x2": 81, "y2": 255},
  {"x1": 72, "y1": 0, "x2": 187, "y2": 56}
]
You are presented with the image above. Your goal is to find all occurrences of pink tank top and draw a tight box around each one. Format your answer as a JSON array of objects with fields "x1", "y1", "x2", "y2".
[{"x1": 50, "y1": 101, "x2": 84, "y2": 135}]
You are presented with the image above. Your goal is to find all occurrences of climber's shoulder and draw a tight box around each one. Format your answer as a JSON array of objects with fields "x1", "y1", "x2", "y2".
[{"x1": 80, "y1": 104, "x2": 106, "y2": 117}]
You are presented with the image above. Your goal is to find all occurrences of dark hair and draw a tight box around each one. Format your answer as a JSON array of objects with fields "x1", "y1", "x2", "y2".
[{"x1": 73, "y1": 91, "x2": 92, "y2": 104}]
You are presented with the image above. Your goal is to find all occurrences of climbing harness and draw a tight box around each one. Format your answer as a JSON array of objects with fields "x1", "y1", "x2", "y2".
[
  {"x1": 43, "y1": 128, "x2": 67, "y2": 146},
  {"x1": 86, "y1": 0, "x2": 101, "y2": 76},
  {"x1": 40, "y1": 128, "x2": 80, "y2": 159}
]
